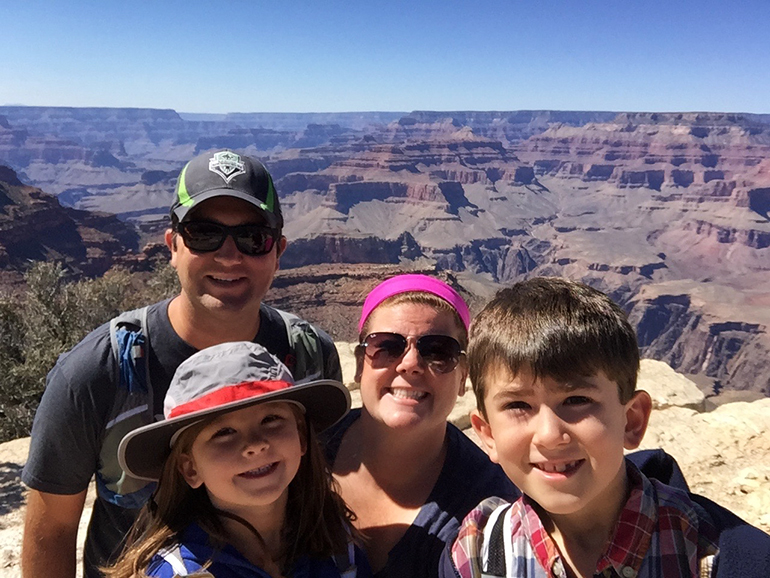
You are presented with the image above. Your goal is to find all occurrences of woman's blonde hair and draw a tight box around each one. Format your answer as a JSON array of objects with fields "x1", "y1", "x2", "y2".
[{"x1": 104, "y1": 406, "x2": 356, "y2": 577}]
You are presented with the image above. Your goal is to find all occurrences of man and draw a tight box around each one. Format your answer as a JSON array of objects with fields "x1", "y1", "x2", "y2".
[{"x1": 21, "y1": 150, "x2": 342, "y2": 578}]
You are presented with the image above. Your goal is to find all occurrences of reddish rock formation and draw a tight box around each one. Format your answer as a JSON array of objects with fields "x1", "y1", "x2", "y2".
[{"x1": 0, "y1": 166, "x2": 141, "y2": 283}]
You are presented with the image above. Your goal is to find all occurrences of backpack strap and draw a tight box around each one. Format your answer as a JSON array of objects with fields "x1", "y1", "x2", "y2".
[
  {"x1": 484, "y1": 504, "x2": 512, "y2": 577},
  {"x1": 333, "y1": 541, "x2": 359, "y2": 578},
  {"x1": 274, "y1": 307, "x2": 325, "y2": 382},
  {"x1": 109, "y1": 305, "x2": 152, "y2": 397},
  {"x1": 699, "y1": 554, "x2": 716, "y2": 578},
  {"x1": 96, "y1": 306, "x2": 157, "y2": 508},
  {"x1": 155, "y1": 545, "x2": 214, "y2": 578}
]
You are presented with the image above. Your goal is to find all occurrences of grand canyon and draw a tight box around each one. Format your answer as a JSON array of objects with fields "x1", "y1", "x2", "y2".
[{"x1": 1, "y1": 106, "x2": 769, "y2": 401}]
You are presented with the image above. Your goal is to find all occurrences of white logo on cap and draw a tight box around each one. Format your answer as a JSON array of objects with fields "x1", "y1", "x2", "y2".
[{"x1": 208, "y1": 151, "x2": 246, "y2": 184}]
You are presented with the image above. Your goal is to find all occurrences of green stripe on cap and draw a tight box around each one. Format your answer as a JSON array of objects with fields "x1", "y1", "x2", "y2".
[
  {"x1": 176, "y1": 164, "x2": 193, "y2": 207},
  {"x1": 264, "y1": 175, "x2": 276, "y2": 213}
]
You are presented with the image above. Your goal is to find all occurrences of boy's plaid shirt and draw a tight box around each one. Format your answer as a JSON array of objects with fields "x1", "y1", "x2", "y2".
[{"x1": 450, "y1": 462, "x2": 719, "y2": 577}]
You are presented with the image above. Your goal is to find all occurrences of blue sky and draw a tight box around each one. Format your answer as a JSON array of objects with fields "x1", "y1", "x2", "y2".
[{"x1": 2, "y1": 1, "x2": 768, "y2": 114}]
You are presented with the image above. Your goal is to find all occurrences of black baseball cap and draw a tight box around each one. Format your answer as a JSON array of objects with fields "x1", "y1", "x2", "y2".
[{"x1": 170, "y1": 149, "x2": 283, "y2": 229}]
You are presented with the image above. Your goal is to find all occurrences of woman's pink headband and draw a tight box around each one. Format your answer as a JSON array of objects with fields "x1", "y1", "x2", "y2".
[{"x1": 358, "y1": 274, "x2": 471, "y2": 333}]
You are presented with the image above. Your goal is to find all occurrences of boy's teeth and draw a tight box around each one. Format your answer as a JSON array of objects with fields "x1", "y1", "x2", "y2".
[
  {"x1": 390, "y1": 388, "x2": 427, "y2": 401},
  {"x1": 538, "y1": 461, "x2": 578, "y2": 473}
]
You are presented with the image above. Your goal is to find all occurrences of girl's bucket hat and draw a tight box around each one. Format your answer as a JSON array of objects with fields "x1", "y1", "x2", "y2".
[{"x1": 118, "y1": 341, "x2": 350, "y2": 481}]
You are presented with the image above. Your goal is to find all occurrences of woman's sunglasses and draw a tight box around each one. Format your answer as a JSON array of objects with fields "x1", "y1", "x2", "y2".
[
  {"x1": 177, "y1": 220, "x2": 279, "y2": 256},
  {"x1": 358, "y1": 332, "x2": 465, "y2": 374}
]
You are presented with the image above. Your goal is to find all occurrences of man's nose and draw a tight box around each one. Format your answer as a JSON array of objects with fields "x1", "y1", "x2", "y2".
[{"x1": 213, "y1": 233, "x2": 243, "y2": 262}]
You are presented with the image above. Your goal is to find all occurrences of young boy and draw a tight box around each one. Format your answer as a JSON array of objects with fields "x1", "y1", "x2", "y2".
[{"x1": 441, "y1": 277, "x2": 770, "y2": 578}]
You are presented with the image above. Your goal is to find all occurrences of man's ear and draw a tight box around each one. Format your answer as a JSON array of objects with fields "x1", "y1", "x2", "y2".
[
  {"x1": 624, "y1": 390, "x2": 652, "y2": 450},
  {"x1": 178, "y1": 453, "x2": 203, "y2": 489},
  {"x1": 470, "y1": 408, "x2": 499, "y2": 464},
  {"x1": 275, "y1": 236, "x2": 288, "y2": 261},
  {"x1": 165, "y1": 229, "x2": 178, "y2": 269}
]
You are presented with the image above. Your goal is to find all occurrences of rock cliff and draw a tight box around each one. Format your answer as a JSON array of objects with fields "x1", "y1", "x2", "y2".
[{"x1": 0, "y1": 166, "x2": 141, "y2": 283}]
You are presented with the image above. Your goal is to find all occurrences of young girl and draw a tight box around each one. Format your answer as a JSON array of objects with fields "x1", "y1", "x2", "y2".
[{"x1": 107, "y1": 341, "x2": 367, "y2": 578}]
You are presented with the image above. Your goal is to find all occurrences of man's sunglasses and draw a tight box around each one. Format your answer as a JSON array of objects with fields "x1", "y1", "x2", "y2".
[
  {"x1": 177, "y1": 221, "x2": 279, "y2": 256},
  {"x1": 358, "y1": 332, "x2": 465, "y2": 374}
]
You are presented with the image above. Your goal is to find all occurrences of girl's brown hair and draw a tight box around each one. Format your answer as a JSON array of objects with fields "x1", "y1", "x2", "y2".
[{"x1": 104, "y1": 406, "x2": 356, "y2": 577}]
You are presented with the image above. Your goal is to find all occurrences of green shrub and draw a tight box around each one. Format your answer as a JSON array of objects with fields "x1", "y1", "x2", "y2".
[{"x1": 0, "y1": 261, "x2": 179, "y2": 442}]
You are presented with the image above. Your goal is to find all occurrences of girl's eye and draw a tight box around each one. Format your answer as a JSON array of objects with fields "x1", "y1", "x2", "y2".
[
  {"x1": 211, "y1": 426, "x2": 236, "y2": 438},
  {"x1": 262, "y1": 413, "x2": 285, "y2": 425},
  {"x1": 564, "y1": 395, "x2": 592, "y2": 406}
]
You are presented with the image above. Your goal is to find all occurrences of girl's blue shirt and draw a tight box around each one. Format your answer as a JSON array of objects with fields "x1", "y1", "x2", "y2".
[{"x1": 146, "y1": 523, "x2": 370, "y2": 578}]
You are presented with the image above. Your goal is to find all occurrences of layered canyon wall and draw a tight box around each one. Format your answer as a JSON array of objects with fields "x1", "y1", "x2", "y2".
[{"x1": 1, "y1": 108, "x2": 768, "y2": 399}]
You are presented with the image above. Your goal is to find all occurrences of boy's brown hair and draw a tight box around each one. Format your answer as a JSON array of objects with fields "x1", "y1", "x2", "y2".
[{"x1": 469, "y1": 277, "x2": 639, "y2": 415}]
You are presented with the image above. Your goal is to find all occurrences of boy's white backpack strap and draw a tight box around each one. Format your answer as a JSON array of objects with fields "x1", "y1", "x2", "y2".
[
  {"x1": 699, "y1": 553, "x2": 716, "y2": 578},
  {"x1": 480, "y1": 503, "x2": 513, "y2": 577}
]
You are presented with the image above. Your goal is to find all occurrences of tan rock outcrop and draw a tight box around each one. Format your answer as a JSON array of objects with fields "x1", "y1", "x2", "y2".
[
  {"x1": 637, "y1": 359, "x2": 706, "y2": 411},
  {"x1": 641, "y1": 400, "x2": 770, "y2": 532}
]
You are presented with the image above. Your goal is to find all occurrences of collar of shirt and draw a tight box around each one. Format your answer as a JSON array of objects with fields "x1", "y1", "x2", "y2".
[{"x1": 516, "y1": 461, "x2": 719, "y2": 578}]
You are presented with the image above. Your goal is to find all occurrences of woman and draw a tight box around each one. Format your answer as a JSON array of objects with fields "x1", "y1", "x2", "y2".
[{"x1": 325, "y1": 274, "x2": 517, "y2": 578}]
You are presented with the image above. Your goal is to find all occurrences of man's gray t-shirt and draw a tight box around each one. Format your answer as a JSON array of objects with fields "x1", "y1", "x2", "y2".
[{"x1": 23, "y1": 299, "x2": 342, "y2": 578}]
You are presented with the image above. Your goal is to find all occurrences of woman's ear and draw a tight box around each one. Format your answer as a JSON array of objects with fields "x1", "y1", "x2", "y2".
[
  {"x1": 457, "y1": 364, "x2": 468, "y2": 397},
  {"x1": 624, "y1": 390, "x2": 653, "y2": 450},
  {"x1": 471, "y1": 408, "x2": 500, "y2": 464},
  {"x1": 178, "y1": 453, "x2": 203, "y2": 489}
]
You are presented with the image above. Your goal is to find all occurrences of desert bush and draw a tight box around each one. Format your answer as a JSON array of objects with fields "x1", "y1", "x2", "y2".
[
  {"x1": 0, "y1": 261, "x2": 179, "y2": 442},
  {"x1": 142, "y1": 261, "x2": 181, "y2": 303}
]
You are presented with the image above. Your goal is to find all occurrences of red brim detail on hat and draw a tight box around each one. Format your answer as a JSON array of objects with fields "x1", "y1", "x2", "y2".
[{"x1": 167, "y1": 380, "x2": 293, "y2": 419}]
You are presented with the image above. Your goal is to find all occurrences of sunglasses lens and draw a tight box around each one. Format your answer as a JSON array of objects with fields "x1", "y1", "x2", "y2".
[
  {"x1": 179, "y1": 221, "x2": 225, "y2": 251},
  {"x1": 362, "y1": 333, "x2": 407, "y2": 363},
  {"x1": 233, "y1": 227, "x2": 276, "y2": 256},
  {"x1": 416, "y1": 335, "x2": 463, "y2": 373}
]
